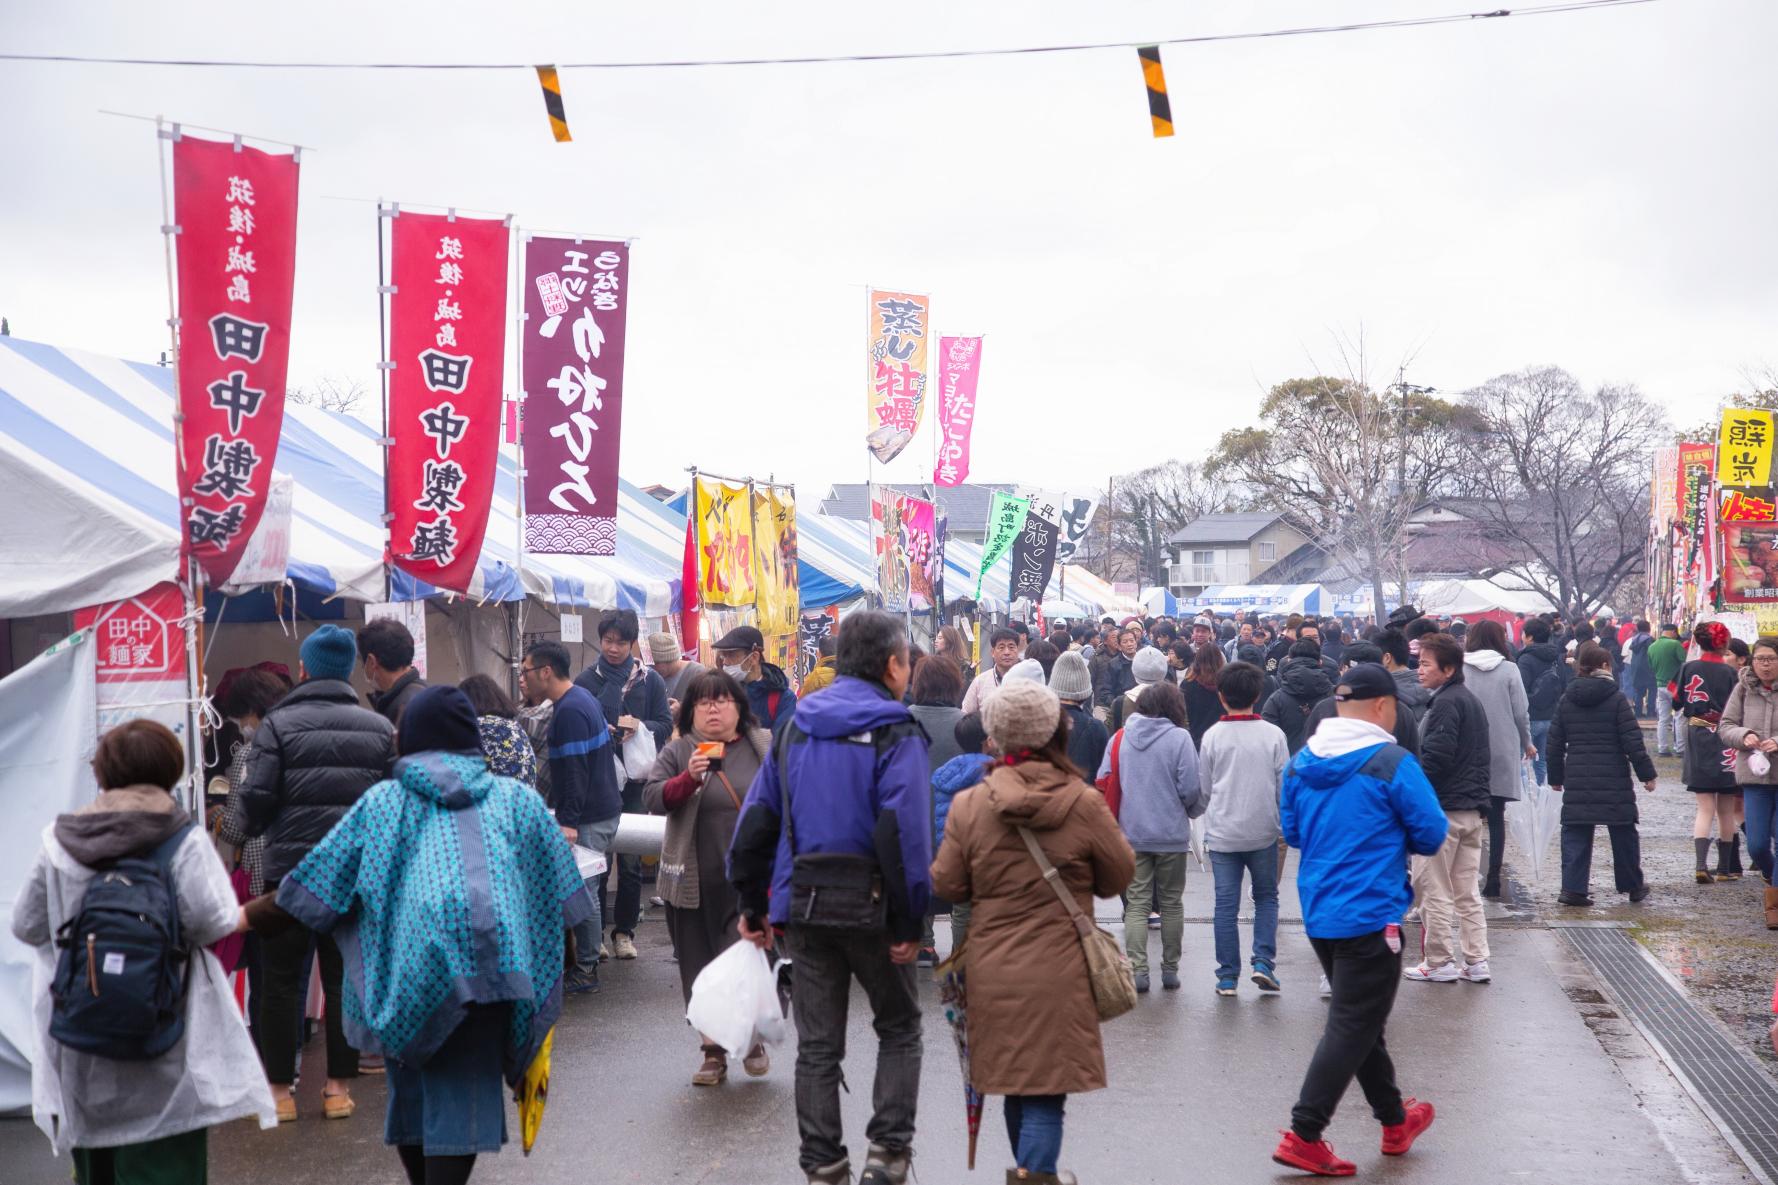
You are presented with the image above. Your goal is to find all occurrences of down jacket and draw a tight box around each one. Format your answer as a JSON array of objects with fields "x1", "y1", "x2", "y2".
[
  {"x1": 930, "y1": 760, "x2": 1134, "y2": 1095},
  {"x1": 240, "y1": 678, "x2": 395, "y2": 883},
  {"x1": 1717, "y1": 665, "x2": 1778, "y2": 786},
  {"x1": 1262, "y1": 658, "x2": 1335, "y2": 754},
  {"x1": 1417, "y1": 671, "x2": 1493, "y2": 813},
  {"x1": 1546, "y1": 674, "x2": 1655, "y2": 826}
]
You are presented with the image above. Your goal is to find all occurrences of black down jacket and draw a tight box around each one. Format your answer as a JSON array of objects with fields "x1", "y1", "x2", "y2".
[
  {"x1": 1546, "y1": 674, "x2": 1656, "y2": 827},
  {"x1": 240, "y1": 678, "x2": 395, "y2": 883},
  {"x1": 1418, "y1": 672, "x2": 1493, "y2": 812},
  {"x1": 1262, "y1": 657, "x2": 1334, "y2": 754}
]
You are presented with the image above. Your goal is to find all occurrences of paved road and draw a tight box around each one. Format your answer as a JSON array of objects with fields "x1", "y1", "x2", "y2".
[{"x1": 0, "y1": 861, "x2": 1756, "y2": 1183}]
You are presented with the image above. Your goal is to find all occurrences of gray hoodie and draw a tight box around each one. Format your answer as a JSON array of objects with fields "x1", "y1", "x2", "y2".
[{"x1": 1097, "y1": 712, "x2": 1203, "y2": 853}]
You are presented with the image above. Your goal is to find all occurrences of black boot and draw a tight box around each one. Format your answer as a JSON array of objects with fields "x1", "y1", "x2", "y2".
[
  {"x1": 1723, "y1": 836, "x2": 1745, "y2": 881},
  {"x1": 1697, "y1": 838, "x2": 1716, "y2": 884}
]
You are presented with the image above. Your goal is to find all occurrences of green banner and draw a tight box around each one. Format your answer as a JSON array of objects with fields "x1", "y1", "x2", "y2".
[{"x1": 976, "y1": 492, "x2": 1030, "y2": 598}]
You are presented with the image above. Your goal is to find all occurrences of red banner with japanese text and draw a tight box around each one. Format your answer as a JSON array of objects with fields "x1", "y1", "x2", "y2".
[
  {"x1": 172, "y1": 133, "x2": 300, "y2": 586},
  {"x1": 521, "y1": 236, "x2": 629, "y2": 554},
  {"x1": 387, "y1": 212, "x2": 509, "y2": 594},
  {"x1": 865, "y1": 289, "x2": 929, "y2": 464},
  {"x1": 934, "y1": 336, "x2": 981, "y2": 487}
]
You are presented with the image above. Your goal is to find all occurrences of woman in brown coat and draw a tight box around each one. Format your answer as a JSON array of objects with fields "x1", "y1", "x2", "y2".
[
  {"x1": 931, "y1": 679, "x2": 1135, "y2": 1185},
  {"x1": 643, "y1": 670, "x2": 773, "y2": 1084}
]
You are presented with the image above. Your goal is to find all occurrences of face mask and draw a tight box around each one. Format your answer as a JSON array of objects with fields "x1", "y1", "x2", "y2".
[{"x1": 722, "y1": 664, "x2": 748, "y2": 680}]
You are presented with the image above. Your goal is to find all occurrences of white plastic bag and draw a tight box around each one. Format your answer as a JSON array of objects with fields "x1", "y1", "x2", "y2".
[
  {"x1": 621, "y1": 724, "x2": 658, "y2": 780},
  {"x1": 685, "y1": 940, "x2": 788, "y2": 1057}
]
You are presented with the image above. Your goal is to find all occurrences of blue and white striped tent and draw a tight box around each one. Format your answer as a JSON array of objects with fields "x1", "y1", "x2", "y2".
[
  {"x1": 1193, "y1": 583, "x2": 1325, "y2": 617},
  {"x1": 0, "y1": 337, "x2": 686, "y2": 617}
]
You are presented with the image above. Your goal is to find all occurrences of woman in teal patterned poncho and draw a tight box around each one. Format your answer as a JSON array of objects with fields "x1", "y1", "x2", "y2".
[{"x1": 251, "y1": 685, "x2": 589, "y2": 1185}]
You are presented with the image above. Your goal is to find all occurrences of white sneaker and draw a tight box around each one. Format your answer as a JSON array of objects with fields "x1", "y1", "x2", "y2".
[
  {"x1": 1318, "y1": 973, "x2": 1332, "y2": 998},
  {"x1": 612, "y1": 933, "x2": 638, "y2": 960},
  {"x1": 1459, "y1": 958, "x2": 1491, "y2": 983},
  {"x1": 1404, "y1": 960, "x2": 1459, "y2": 983}
]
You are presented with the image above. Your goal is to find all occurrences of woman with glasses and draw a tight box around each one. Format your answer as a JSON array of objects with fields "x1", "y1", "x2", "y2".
[{"x1": 1718, "y1": 637, "x2": 1778, "y2": 928}]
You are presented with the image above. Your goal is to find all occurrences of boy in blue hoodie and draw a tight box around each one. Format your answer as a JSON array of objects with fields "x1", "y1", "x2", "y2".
[
  {"x1": 931, "y1": 713, "x2": 995, "y2": 953},
  {"x1": 1273, "y1": 664, "x2": 1449, "y2": 1178}
]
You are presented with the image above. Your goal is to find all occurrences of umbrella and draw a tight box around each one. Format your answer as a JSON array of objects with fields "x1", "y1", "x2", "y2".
[
  {"x1": 515, "y1": 1027, "x2": 555, "y2": 1155},
  {"x1": 934, "y1": 949, "x2": 983, "y2": 1170},
  {"x1": 1505, "y1": 759, "x2": 1562, "y2": 886}
]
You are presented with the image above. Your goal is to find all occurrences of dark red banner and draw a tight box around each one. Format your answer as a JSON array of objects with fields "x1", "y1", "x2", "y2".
[
  {"x1": 172, "y1": 133, "x2": 300, "y2": 586},
  {"x1": 387, "y1": 211, "x2": 509, "y2": 594},
  {"x1": 521, "y1": 236, "x2": 629, "y2": 555}
]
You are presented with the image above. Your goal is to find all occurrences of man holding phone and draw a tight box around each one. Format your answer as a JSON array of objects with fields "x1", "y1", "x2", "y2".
[{"x1": 574, "y1": 609, "x2": 674, "y2": 961}]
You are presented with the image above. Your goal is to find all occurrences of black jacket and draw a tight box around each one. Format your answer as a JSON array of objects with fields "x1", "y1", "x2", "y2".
[
  {"x1": 1063, "y1": 702, "x2": 1110, "y2": 782},
  {"x1": 369, "y1": 668, "x2": 427, "y2": 727},
  {"x1": 1261, "y1": 658, "x2": 1334, "y2": 754},
  {"x1": 1418, "y1": 673, "x2": 1493, "y2": 812},
  {"x1": 1516, "y1": 642, "x2": 1569, "y2": 723},
  {"x1": 1181, "y1": 678, "x2": 1225, "y2": 747},
  {"x1": 1306, "y1": 692, "x2": 1421, "y2": 755},
  {"x1": 1677, "y1": 657, "x2": 1739, "y2": 790},
  {"x1": 1096, "y1": 654, "x2": 1135, "y2": 708},
  {"x1": 1546, "y1": 675, "x2": 1655, "y2": 826},
  {"x1": 240, "y1": 679, "x2": 395, "y2": 883}
]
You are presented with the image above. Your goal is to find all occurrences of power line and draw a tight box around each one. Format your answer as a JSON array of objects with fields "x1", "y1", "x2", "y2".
[{"x1": 0, "y1": 1, "x2": 1661, "y2": 72}]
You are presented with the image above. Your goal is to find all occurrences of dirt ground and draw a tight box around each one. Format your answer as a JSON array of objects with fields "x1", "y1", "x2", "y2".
[{"x1": 1508, "y1": 729, "x2": 1778, "y2": 1065}]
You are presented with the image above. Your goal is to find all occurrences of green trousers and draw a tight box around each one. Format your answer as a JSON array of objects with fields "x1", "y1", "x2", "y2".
[
  {"x1": 74, "y1": 1127, "x2": 207, "y2": 1185},
  {"x1": 1123, "y1": 851, "x2": 1188, "y2": 973}
]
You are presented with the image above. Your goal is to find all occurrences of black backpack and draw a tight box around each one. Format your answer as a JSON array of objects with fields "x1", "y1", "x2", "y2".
[
  {"x1": 49, "y1": 824, "x2": 195, "y2": 1061},
  {"x1": 1523, "y1": 657, "x2": 1563, "y2": 717}
]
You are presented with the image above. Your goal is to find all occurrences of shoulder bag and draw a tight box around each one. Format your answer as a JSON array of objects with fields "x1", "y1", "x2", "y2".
[{"x1": 1014, "y1": 825, "x2": 1135, "y2": 1022}]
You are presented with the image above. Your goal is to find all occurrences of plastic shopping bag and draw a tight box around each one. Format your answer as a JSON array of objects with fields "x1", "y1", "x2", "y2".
[
  {"x1": 685, "y1": 940, "x2": 789, "y2": 1057},
  {"x1": 621, "y1": 724, "x2": 658, "y2": 781}
]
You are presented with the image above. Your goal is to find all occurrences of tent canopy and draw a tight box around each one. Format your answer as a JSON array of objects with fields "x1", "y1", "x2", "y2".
[{"x1": 1193, "y1": 583, "x2": 1325, "y2": 616}]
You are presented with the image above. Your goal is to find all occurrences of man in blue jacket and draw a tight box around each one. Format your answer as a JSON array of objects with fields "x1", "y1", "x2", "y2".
[
  {"x1": 729, "y1": 611, "x2": 931, "y2": 1185},
  {"x1": 1273, "y1": 664, "x2": 1449, "y2": 1178}
]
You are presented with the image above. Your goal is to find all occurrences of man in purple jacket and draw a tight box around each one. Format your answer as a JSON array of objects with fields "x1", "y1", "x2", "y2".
[{"x1": 730, "y1": 610, "x2": 931, "y2": 1185}]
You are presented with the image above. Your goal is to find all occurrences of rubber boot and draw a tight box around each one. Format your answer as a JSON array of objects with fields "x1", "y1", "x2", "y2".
[
  {"x1": 1695, "y1": 838, "x2": 1715, "y2": 884},
  {"x1": 1727, "y1": 836, "x2": 1745, "y2": 880},
  {"x1": 1763, "y1": 886, "x2": 1778, "y2": 931}
]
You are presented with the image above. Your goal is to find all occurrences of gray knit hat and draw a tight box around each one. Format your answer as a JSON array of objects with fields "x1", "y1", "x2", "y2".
[
  {"x1": 1048, "y1": 650, "x2": 1093, "y2": 702},
  {"x1": 1132, "y1": 647, "x2": 1169, "y2": 686},
  {"x1": 984, "y1": 678, "x2": 1063, "y2": 753}
]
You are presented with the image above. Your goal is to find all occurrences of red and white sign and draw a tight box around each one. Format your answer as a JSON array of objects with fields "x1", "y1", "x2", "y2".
[
  {"x1": 172, "y1": 133, "x2": 301, "y2": 587},
  {"x1": 933, "y1": 335, "x2": 981, "y2": 488},
  {"x1": 386, "y1": 211, "x2": 509, "y2": 594},
  {"x1": 74, "y1": 582, "x2": 186, "y2": 683}
]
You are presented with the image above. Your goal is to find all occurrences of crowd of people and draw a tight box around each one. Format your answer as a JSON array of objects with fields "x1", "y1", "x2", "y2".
[{"x1": 14, "y1": 593, "x2": 1770, "y2": 1184}]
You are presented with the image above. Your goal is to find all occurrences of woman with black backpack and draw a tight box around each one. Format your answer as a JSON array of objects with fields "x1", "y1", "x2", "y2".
[{"x1": 11, "y1": 719, "x2": 272, "y2": 1181}]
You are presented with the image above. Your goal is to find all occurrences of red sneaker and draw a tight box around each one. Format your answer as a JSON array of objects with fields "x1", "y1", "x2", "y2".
[
  {"x1": 1381, "y1": 1097, "x2": 1436, "y2": 1155},
  {"x1": 1272, "y1": 1131, "x2": 1357, "y2": 1176}
]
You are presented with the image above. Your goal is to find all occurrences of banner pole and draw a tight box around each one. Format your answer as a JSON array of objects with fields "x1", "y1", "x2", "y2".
[
  {"x1": 377, "y1": 200, "x2": 394, "y2": 604},
  {"x1": 156, "y1": 115, "x2": 204, "y2": 810},
  {"x1": 512, "y1": 226, "x2": 527, "y2": 695},
  {"x1": 864, "y1": 283, "x2": 877, "y2": 612}
]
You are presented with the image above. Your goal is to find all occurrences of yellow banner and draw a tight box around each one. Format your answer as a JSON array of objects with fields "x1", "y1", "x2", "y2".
[
  {"x1": 753, "y1": 487, "x2": 800, "y2": 637},
  {"x1": 1719, "y1": 408, "x2": 1775, "y2": 488},
  {"x1": 694, "y1": 477, "x2": 756, "y2": 607},
  {"x1": 865, "y1": 289, "x2": 930, "y2": 464}
]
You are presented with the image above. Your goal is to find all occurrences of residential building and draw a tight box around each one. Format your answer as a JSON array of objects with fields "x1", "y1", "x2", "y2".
[{"x1": 1164, "y1": 513, "x2": 1322, "y2": 597}]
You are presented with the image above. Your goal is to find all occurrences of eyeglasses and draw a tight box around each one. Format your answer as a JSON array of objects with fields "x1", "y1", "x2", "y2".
[
  {"x1": 518, "y1": 665, "x2": 540, "y2": 678},
  {"x1": 1756, "y1": 655, "x2": 1778, "y2": 664}
]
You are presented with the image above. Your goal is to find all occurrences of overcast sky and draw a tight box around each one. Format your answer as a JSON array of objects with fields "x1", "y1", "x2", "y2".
[{"x1": 4, "y1": 0, "x2": 1772, "y2": 502}]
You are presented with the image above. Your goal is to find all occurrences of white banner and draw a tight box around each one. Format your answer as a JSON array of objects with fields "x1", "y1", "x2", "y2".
[
  {"x1": 221, "y1": 472, "x2": 295, "y2": 593},
  {"x1": 363, "y1": 601, "x2": 430, "y2": 679}
]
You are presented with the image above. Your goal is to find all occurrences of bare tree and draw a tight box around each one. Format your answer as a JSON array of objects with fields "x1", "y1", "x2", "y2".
[
  {"x1": 1084, "y1": 459, "x2": 1240, "y2": 584},
  {"x1": 287, "y1": 374, "x2": 367, "y2": 415},
  {"x1": 1452, "y1": 366, "x2": 1667, "y2": 617}
]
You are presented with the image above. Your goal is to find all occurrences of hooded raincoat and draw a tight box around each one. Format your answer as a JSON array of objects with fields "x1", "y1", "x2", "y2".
[{"x1": 11, "y1": 787, "x2": 276, "y2": 1154}]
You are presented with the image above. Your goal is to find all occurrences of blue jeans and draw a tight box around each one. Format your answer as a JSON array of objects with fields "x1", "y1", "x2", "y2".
[
  {"x1": 1744, "y1": 786, "x2": 1778, "y2": 883},
  {"x1": 1528, "y1": 719, "x2": 1552, "y2": 786},
  {"x1": 570, "y1": 814, "x2": 621, "y2": 973},
  {"x1": 386, "y1": 1004, "x2": 510, "y2": 1155},
  {"x1": 1004, "y1": 1094, "x2": 1066, "y2": 1174},
  {"x1": 1210, "y1": 845, "x2": 1279, "y2": 982}
]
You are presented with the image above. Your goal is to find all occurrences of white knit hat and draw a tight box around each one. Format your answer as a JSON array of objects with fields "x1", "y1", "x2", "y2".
[
  {"x1": 1132, "y1": 647, "x2": 1169, "y2": 686},
  {"x1": 1002, "y1": 658, "x2": 1045, "y2": 685},
  {"x1": 985, "y1": 679, "x2": 1063, "y2": 753}
]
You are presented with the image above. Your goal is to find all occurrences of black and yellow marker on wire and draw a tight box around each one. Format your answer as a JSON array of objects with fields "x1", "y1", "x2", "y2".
[
  {"x1": 1136, "y1": 46, "x2": 1173, "y2": 138},
  {"x1": 535, "y1": 65, "x2": 571, "y2": 142}
]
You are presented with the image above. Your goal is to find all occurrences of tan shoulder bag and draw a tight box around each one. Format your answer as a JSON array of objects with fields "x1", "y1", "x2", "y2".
[{"x1": 1014, "y1": 826, "x2": 1136, "y2": 1022}]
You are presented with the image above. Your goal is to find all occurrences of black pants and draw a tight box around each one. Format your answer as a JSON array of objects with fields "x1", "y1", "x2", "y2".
[
  {"x1": 596, "y1": 783, "x2": 645, "y2": 936},
  {"x1": 786, "y1": 926, "x2": 923, "y2": 1173},
  {"x1": 1485, "y1": 796, "x2": 1509, "y2": 887},
  {"x1": 396, "y1": 1147, "x2": 475, "y2": 1185},
  {"x1": 1560, "y1": 823, "x2": 1643, "y2": 897},
  {"x1": 260, "y1": 923, "x2": 359, "y2": 1084},
  {"x1": 1291, "y1": 930, "x2": 1408, "y2": 1143}
]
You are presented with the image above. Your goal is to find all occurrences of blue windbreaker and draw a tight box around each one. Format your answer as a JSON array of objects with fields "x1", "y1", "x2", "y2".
[
  {"x1": 1280, "y1": 717, "x2": 1449, "y2": 940},
  {"x1": 727, "y1": 675, "x2": 932, "y2": 939}
]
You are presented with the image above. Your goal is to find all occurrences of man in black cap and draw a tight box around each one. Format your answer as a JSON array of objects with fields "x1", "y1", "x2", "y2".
[
  {"x1": 713, "y1": 624, "x2": 798, "y2": 733},
  {"x1": 1273, "y1": 663, "x2": 1447, "y2": 1177}
]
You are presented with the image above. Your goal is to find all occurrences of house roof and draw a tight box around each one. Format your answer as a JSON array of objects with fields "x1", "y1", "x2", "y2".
[
  {"x1": 819, "y1": 482, "x2": 1014, "y2": 533},
  {"x1": 1168, "y1": 512, "x2": 1285, "y2": 546}
]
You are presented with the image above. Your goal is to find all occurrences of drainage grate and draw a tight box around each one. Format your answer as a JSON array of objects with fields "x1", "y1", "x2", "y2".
[{"x1": 1561, "y1": 925, "x2": 1778, "y2": 1185}]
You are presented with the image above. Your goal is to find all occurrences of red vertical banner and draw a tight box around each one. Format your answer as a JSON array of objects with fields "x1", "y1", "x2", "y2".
[
  {"x1": 172, "y1": 133, "x2": 300, "y2": 586},
  {"x1": 521, "y1": 236, "x2": 629, "y2": 555},
  {"x1": 680, "y1": 513, "x2": 701, "y2": 661},
  {"x1": 386, "y1": 212, "x2": 509, "y2": 594}
]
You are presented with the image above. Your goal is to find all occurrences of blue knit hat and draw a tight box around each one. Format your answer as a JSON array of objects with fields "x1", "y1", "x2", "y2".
[{"x1": 300, "y1": 624, "x2": 357, "y2": 682}]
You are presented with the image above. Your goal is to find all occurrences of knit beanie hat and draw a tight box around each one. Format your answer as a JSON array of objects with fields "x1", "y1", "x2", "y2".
[
  {"x1": 984, "y1": 679, "x2": 1063, "y2": 754},
  {"x1": 647, "y1": 632, "x2": 682, "y2": 665},
  {"x1": 1132, "y1": 647, "x2": 1169, "y2": 686},
  {"x1": 300, "y1": 624, "x2": 357, "y2": 682},
  {"x1": 397, "y1": 685, "x2": 482, "y2": 758},
  {"x1": 1048, "y1": 651, "x2": 1093, "y2": 702},
  {"x1": 1002, "y1": 658, "x2": 1045, "y2": 686}
]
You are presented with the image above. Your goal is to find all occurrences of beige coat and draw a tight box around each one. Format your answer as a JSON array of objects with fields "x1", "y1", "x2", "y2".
[
  {"x1": 930, "y1": 761, "x2": 1134, "y2": 1096},
  {"x1": 1717, "y1": 666, "x2": 1778, "y2": 785}
]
